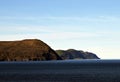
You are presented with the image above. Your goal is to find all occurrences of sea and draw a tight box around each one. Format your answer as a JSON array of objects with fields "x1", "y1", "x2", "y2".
[{"x1": 0, "y1": 59, "x2": 120, "y2": 82}]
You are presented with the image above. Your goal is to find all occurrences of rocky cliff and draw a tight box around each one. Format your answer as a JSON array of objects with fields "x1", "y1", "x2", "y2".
[
  {"x1": 0, "y1": 39, "x2": 62, "y2": 61},
  {"x1": 56, "y1": 49, "x2": 99, "y2": 59}
]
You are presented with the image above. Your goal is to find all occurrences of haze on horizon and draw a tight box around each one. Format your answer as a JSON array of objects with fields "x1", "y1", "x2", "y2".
[{"x1": 0, "y1": 0, "x2": 120, "y2": 59}]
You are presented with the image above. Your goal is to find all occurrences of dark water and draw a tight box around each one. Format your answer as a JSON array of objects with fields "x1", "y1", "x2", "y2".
[{"x1": 0, "y1": 60, "x2": 120, "y2": 82}]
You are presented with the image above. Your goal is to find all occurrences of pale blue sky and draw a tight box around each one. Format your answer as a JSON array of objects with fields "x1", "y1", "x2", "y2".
[{"x1": 0, "y1": 0, "x2": 120, "y2": 59}]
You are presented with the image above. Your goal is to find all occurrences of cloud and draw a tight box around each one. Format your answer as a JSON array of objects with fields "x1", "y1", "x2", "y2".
[
  {"x1": 1, "y1": 16, "x2": 120, "y2": 23},
  {"x1": 0, "y1": 30, "x2": 102, "y2": 41},
  {"x1": 0, "y1": 25, "x2": 53, "y2": 34},
  {"x1": 0, "y1": 23, "x2": 117, "y2": 41}
]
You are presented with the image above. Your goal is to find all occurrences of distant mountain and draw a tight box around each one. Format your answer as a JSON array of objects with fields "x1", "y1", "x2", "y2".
[
  {"x1": 0, "y1": 39, "x2": 62, "y2": 61},
  {"x1": 56, "y1": 49, "x2": 99, "y2": 59}
]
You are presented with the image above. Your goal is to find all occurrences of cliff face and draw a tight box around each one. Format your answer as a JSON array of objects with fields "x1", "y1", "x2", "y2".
[
  {"x1": 0, "y1": 39, "x2": 62, "y2": 61},
  {"x1": 56, "y1": 49, "x2": 99, "y2": 59}
]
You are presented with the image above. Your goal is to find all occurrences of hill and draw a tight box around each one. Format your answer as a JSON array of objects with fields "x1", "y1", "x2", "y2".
[
  {"x1": 0, "y1": 39, "x2": 62, "y2": 61},
  {"x1": 56, "y1": 49, "x2": 99, "y2": 59}
]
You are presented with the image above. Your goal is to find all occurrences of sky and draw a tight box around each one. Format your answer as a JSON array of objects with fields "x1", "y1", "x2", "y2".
[{"x1": 0, "y1": 0, "x2": 120, "y2": 59}]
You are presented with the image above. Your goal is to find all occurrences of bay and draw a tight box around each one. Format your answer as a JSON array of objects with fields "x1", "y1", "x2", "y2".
[{"x1": 0, "y1": 60, "x2": 120, "y2": 82}]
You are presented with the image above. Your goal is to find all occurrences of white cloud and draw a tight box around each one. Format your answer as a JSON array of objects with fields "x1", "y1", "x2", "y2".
[
  {"x1": 0, "y1": 24, "x2": 118, "y2": 41},
  {"x1": 0, "y1": 25, "x2": 53, "y2": 34},
  {"x1": 1, "y1": 16, "x2": 120, "y2": 22},
  {"x1": 0, "y1": 31, "x2": 99, "y2": 41}
]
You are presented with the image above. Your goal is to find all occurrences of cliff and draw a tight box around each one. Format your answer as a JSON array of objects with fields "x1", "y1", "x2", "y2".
[
  {"x1": 56, "y1": 49, "x2": 99, "y2": 59},
  {"x1": 0, "y1": 39, "x2": 62, "y2": 61}
]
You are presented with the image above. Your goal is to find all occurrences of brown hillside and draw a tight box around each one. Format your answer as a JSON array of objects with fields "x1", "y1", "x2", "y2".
[{"x1": 0, "y1": 39, "x2": 62, "y2": 61}]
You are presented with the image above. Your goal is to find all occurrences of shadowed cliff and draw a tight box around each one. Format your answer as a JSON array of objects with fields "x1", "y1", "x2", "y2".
[
  {"x1": 0, "y1": 39, "x2": 62, "y2": 61},
  {"x1": 56, "y1": 49, "x2": 99, "y2": 59}
]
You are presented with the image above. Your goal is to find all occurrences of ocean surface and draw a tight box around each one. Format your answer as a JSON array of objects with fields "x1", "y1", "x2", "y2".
[{"x1": 0, "y1": 60, "x2": 120, "y2": 82}]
